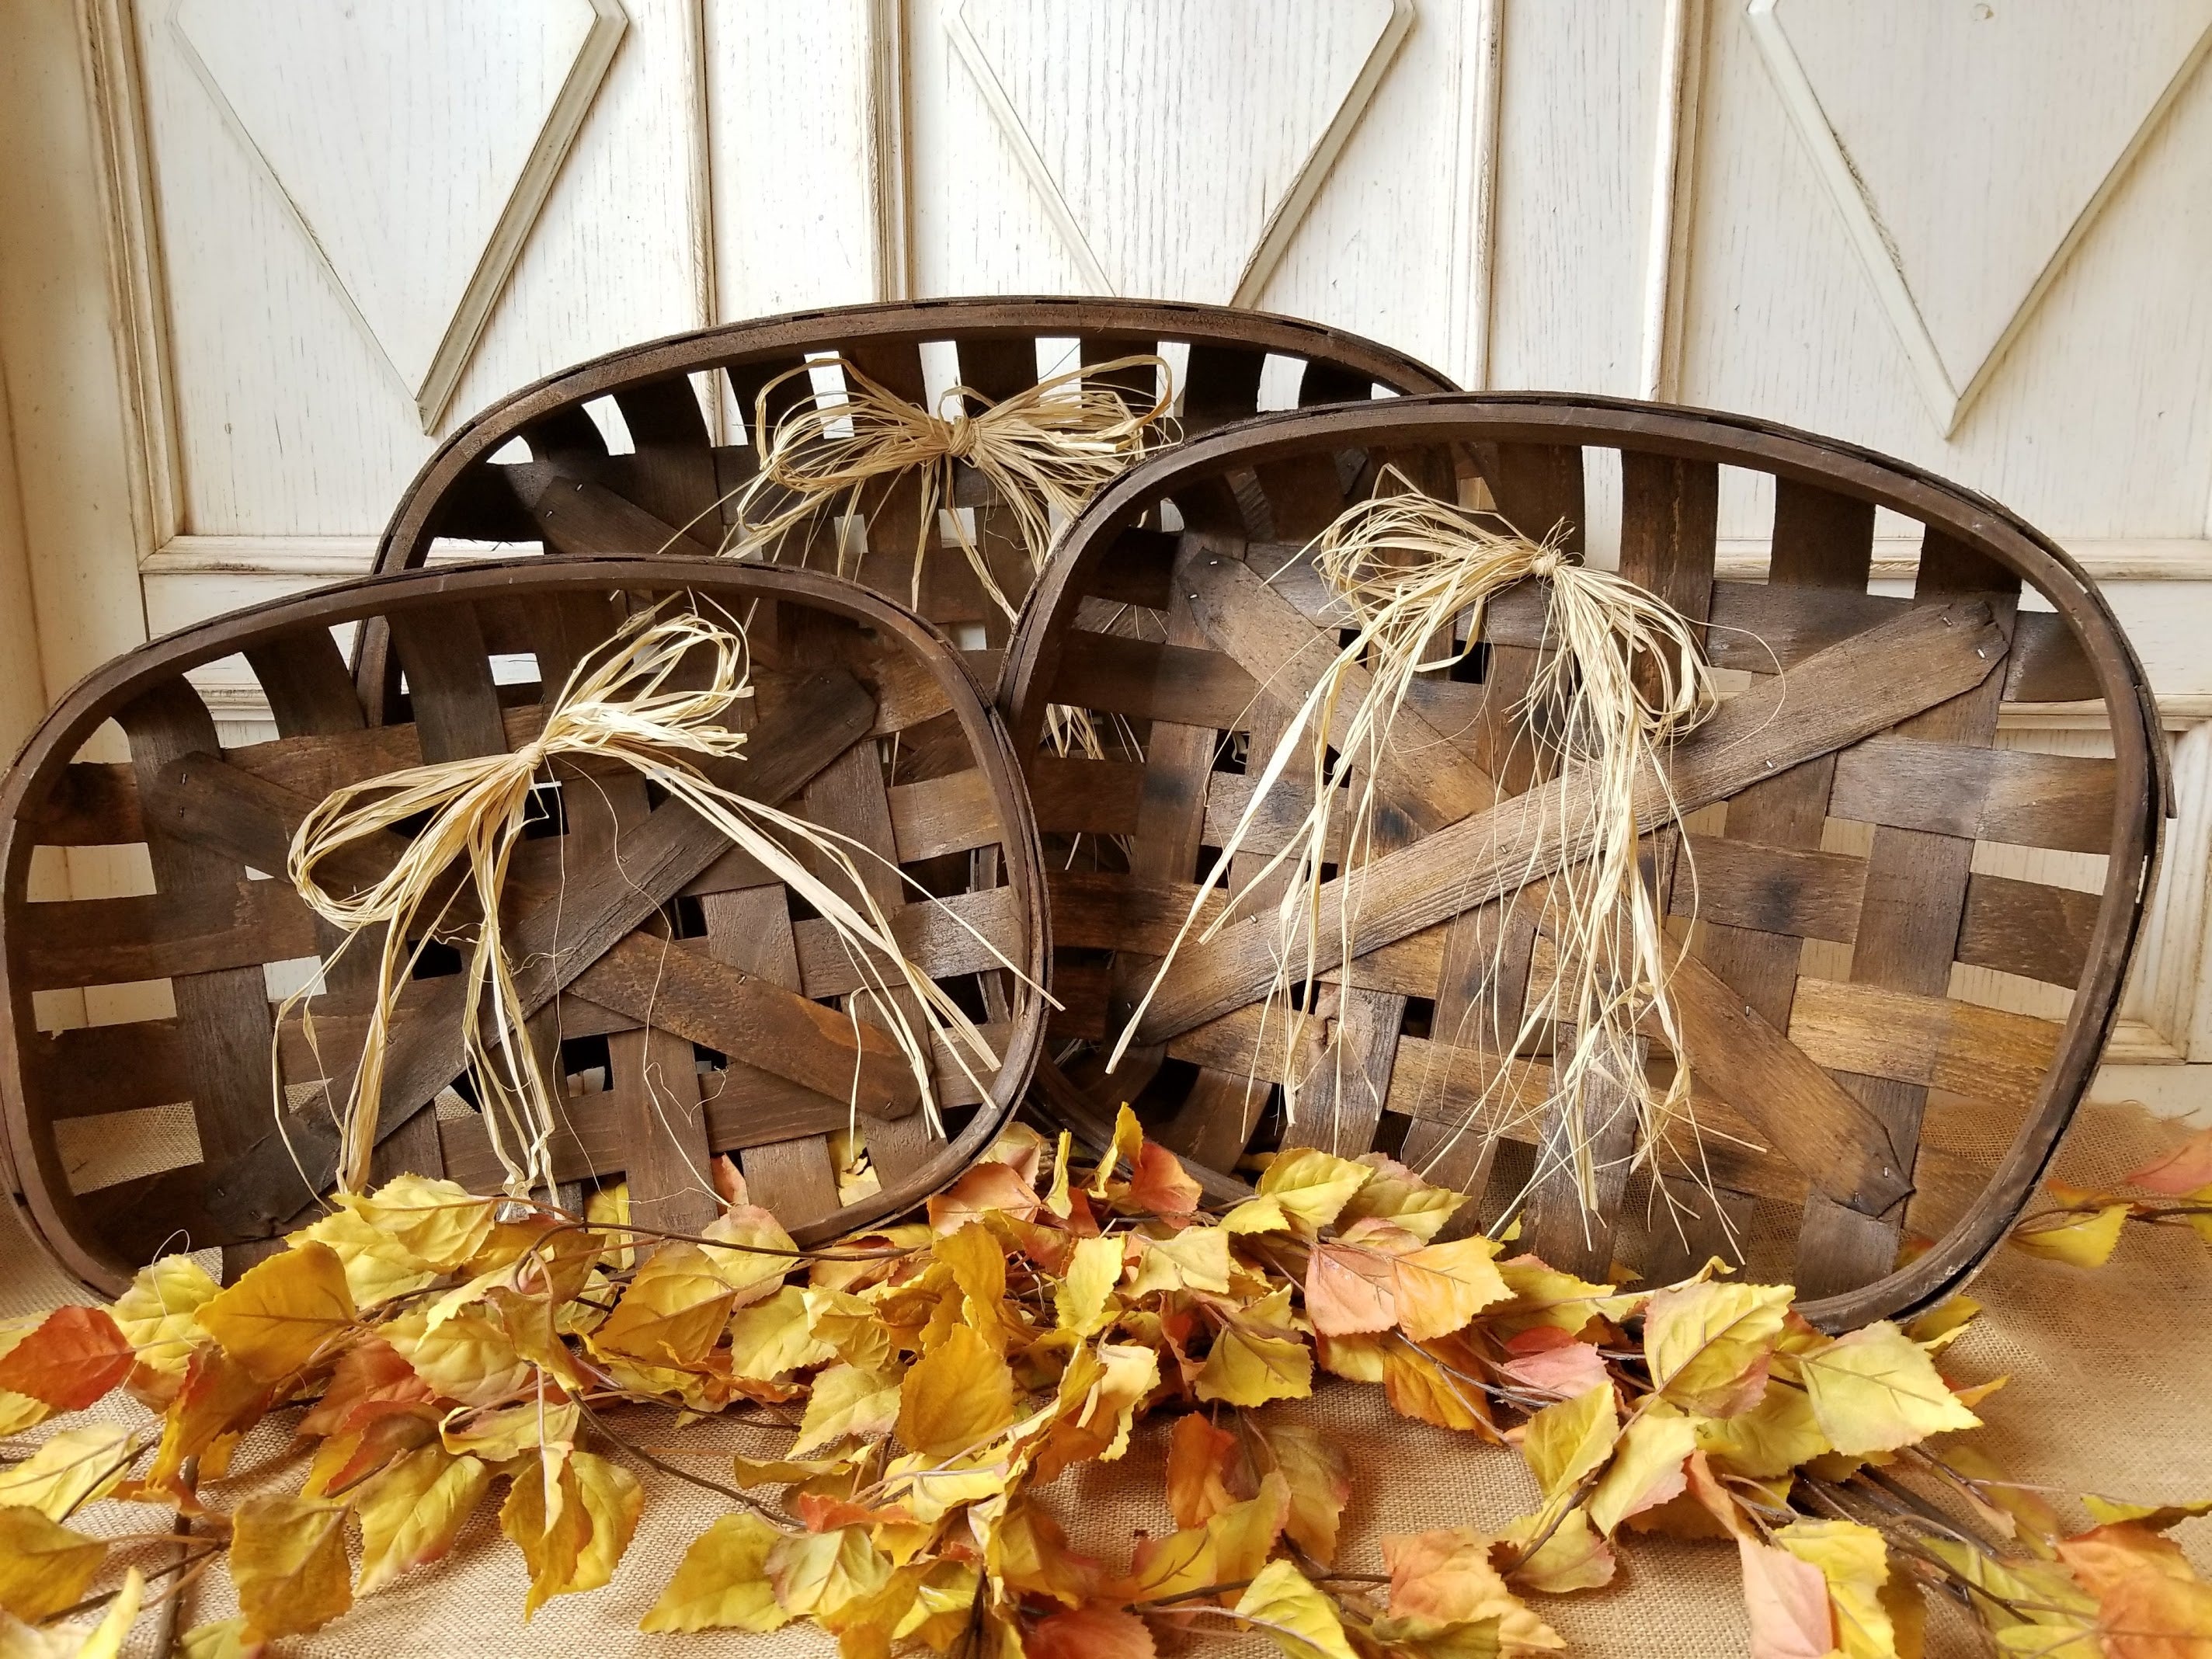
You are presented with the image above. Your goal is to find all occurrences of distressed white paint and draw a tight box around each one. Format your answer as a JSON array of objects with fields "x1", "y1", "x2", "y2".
[
  {"x1": 1751, "y1": 0, "x2": 2212, "y2": 432},
  {"x1": 174, "y1": 0, "x2": 628, "y2": 429},
  {"x1": 952, "y1": 0, "x2": 1407, "y2": 304}
]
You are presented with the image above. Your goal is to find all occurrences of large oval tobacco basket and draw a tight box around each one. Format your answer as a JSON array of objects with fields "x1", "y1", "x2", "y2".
[
  {"x1": 1000, "y1": 392, "x2": 2165, "y2": 1331},
  {"x1": 0, "y1": 558, "x2": 1048, "y2": 1296}
]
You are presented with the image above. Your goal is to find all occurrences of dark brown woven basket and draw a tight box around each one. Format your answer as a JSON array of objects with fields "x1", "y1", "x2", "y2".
[
  {"x1": 1000, "y1": 393, "x2": 2166, "y2": 1330},
  {"x1": 356, "y1": 297, "x2": 1456, "y2": 717},
  {"x1": 0, "y1": 558, "x2": 1047, "y2": 1296}
]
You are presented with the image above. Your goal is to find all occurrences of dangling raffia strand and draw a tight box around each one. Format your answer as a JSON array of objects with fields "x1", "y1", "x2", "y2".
[
  {"x1": 1111, "y1": 474, "x2": 1717, "y2": 1218},
  {"x1": 280, "y1": 604, "x2": 1035, "y2": 1199}
]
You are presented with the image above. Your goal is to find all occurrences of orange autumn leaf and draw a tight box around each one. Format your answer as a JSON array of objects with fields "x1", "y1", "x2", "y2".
[
  {"x1": 2124, "y1": 1125, "x2": 2212, "y2": 1196},
  {"x1": 1029, "y1": 1602, "x2": 1157, "y2": 1659},
  {"x1": 1164, "y1": 1411, "x2": 1241, "y2": 1529},
  {"x1": 1305, "y1": 1241, "x2": 1400, "y2": 1336},
  {"x1": 0, "y1": 1306, "x2": 133, "y2": 1410},
  {"x1": 928, "y1": 1162, "x2": 1042, "y2": 1233},
  {"x1": 1738, "y1": 1536, "x2": 1835, "y2": 1659},
  {"x1": 1127, "y1": 1141, "x2": 1202, "y2": 1219}
]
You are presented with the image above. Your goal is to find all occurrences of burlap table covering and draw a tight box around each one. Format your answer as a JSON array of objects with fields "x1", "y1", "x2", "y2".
[{"x1": 9, "y1": 1097, "x2": 2207, "y2": 1657}]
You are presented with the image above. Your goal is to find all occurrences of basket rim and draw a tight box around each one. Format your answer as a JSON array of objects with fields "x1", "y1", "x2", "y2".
[
  {"x1": 999, "y1": 389, "x2": 2168, "y2": 1332},
  {"x1": 372, "y1": 294, "x2": 1460, "y2": 582},
  {"x1": 0, "y1": 555, "x2": 1051, "y2": 1296}
]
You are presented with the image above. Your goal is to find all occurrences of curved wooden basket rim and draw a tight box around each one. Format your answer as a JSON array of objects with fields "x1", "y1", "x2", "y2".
[
  {"x1": 0, "y1": 555, "x2": 1052, "y2": 1294},
  {"x1": 373, "y1": 295, "x2": 1459, "y2": 581},
  {"x1": 1000, "y1": 390, "x2": 2169, "y2": 1332}
]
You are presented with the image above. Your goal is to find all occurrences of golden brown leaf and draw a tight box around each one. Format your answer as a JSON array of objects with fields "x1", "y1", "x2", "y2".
[
  {"x1": 791, "y1": 1364, "x2": 903, "y2": 1457},
  {"x1": 1234, "y1": 1559, "x2": 1359, "y2": 1659},
  {"x1": 1393, "y1": 1236, "x2": 1511, "y2": 1342},
  {"x1": 0, "y1": 1506, "x2": 106, "y2": 1622},
  {"x1": 1642, "y1": 1281, "x2": 1792, "y2": 1417},
  {"x1": 1254, "y1": 1421, "x2": 1351, "y2": 1566},
  {"x1": 356, "y1": 1446, "x2": 492, "y2": 1594},
  {"x1": 0, "y1": 1428, "x2": 133, "y2": 1521},
  {"x1": 1383, "y1": 1525, "x2": 1564, "y2": 1651},
  {"x1": 194, "y1": 1242, "x2": 356, "y2": 1382},
  {"x1": 728, "y1": 1285, "x2": 836, "y2": 1381},
  {"x1": 589, "y1": 1243, "x2": 737, "y2": 1368},
  {"x1": 231, "y1": 1494, "x2": 353, "y2": 1641},
  {"x1": 898, "y1": 1324, "x2": 1017, "y2": 1459},
  {"x1": 642, "y1": 1511, "x2": 792, "y2": 1633},
  {"x1": 767, "y1": 1524, "x2": 893, "y2": 1619},
  {"x1": 1256, "y1": 1148, "x2": 1375, "y2": 1233}
]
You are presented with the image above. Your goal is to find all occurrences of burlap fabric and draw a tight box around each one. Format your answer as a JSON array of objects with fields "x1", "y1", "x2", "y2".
[{"x1": 8, "y1": 1097, "x2": 2207, "y2": 1657}]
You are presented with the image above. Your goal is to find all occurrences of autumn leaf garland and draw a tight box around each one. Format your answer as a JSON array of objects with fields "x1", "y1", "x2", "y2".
[{"x1": 0, "y1": 1122, "x2": 2207, "y2": 1657}]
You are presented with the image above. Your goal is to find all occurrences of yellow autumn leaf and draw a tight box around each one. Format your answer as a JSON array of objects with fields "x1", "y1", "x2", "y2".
[
  {"x1": 569, "y1": 1452, "x2": 643, "y2": 1600},
  {"x1": 768, "y1": 1525, "x2": 894, "y2": 1619},
  {"x1": 1197, "y1": 1323, "x2": 1313, "y2": 1408},
  {"x1": 1493, "y1": 1259, "x2": 1645, "y2": 1336},
  {"x1": 1090, "y1": 1104, "x2": 1145, "y2": 1198},
  {"x1": 642, "y1": 1511, "x2": 792, "y2": 1633},
  {"x1": 1504, "y1": 1504, "x2": 1616, "y2": 1594},
  {"x1": 231, "y1": 1494, "x2": 353, "y2": 1641},
  {"x1": 297, "y1": 1205, "x2": 441, "y2": 1308},
  {"x1": 441, "y1": 1394, "x2": 579, "y2": 1463},
  {"x1": 1129, "y1": 1227, "x2": 1233, "y2": 1297},
  {"x1": 1044, "y1": 1132, "x2": 1075, "y2": 1219},
  {"x1": 899, "y1": 1324, "x2": 1017, "y2": 1459},
  {"x1": 728, "y1": 1285, "x2": 836, "y2": 1381},
  {"x1": 1380, "y1": 1341, "x2": 1492, "y2": 1435},
  {"x1": 384, "y1": 1305, "x2": 531, "y2": 1407},
  {"x1": 1124, "y1": 1473, "x2": 1290, "y2": 1604},
  {"x1": 356, "y1": 1446, "x2": 492, "y2": 1595},
  {"x1": 1643, "y1": 1280, "x2": 1793, "y2": 1417},
  {"x1": 1257, "y1": 1148, "x2": 1375, "y2": 1233},
  {"x1": 1055, "y1": 1236, "x2": 1125, "y2": 1337},
  {"x1": 586, "y1": 1182, "x2": 633, "y2": 1272},
  {"x1": 590, "y1": 1243, "x2": 737, "y2": 1368},
  {"x1": 1223, "y1": 1195, "x2": 1292, "y2": 1235},
  {"x1": 935, "y1": 1222, "x2": 1011, "y2": 1347},
  {"x1": 1235, "y1": 1560, "x2": 1360, "y2": 1659},
  {"x1": 0, "y1": 1428, "x2": 133, "y2": 1520},
  {"x1": 2009, "y1": 1205, "x2": 2130, "y2": 1268},
  {"x1": 700, "y1": 1205, "x2": 802, "y2": 1306},
  {"x1": 1338, "y1": 1154, "x2": 1468, "y2": 1242},
  {"x1": 1776, "y1": 1518, "x2": 1900, "y2": 1659},
  {"x1": 791, "y1": 1364, "x2": 904, "y2": 1457},
  {"x1": 1316, "y1": 1331, "x2": 1388, "y2": 1383},
  {"x1": 1028, "y1": 1341, "x2": 1160, "y2": 1480},
  {"x1": 195, "y1": 1242, "x2": 356, "y2": 1382},
  {"x1": 803, "y1": 1289, "x2": 898, "y2": 1374},
  {"x1": 1799, "y1": 1322, "x2": 1981, "y2": 1456},
  {"x1": 1393, "y1": 1236, "x2": 1511, "y2": 1341},
  {"x1": 8, "y1": 1566, "x2": 141, "y2": 1659},
  {"x1": 1695, "y1": 1378, "x2": 1831, "y2": 1479},
  {"x1": 1522, "y1": 1385, "x2": 1619, "y2": 1501},
  {"x1": 177, "y1": 1616, "x2": 255, "y2": 1659},
  {"x1": 0, "y1": 1507, "x2": 106, "y2": 1622},
  {"x1": 1588, "y1": 1408, "x2": 1697, "y2": 1536},
  {"x1": 108, "y1": 1255, "x2": 220, "y2": 1392},
  {"x1": 345, "y1": 1173, "x2": 497, "y2": 1270}
]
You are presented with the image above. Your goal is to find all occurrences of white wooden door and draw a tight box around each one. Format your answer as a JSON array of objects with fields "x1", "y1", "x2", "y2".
[{"x1": 5, "y1": 0, "x2": 2210, "y2": 1103}]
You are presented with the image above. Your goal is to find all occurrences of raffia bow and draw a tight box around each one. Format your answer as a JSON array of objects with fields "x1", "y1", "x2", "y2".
[
  {"x1": 1111, "y1": 478, "x2": 1719, "y2": 1220},
  {"x1": 727, "y1": 354, "x2": 1176, "y2": 618},
  {"x1": 282, "y1": 605, "x2": 1022, "y2": 1199}
]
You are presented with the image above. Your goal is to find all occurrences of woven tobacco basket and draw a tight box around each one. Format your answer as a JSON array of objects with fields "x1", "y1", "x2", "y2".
[
  {"x1": 1000, "y1": 393, "x2": 2167, "y2": 1331},
  {"x1": 356, "y1": 296, "x2": 1456, "y2": 719},
  {"x1": 0, "y1": 558, "x2": 1046, "y2": 1296}
]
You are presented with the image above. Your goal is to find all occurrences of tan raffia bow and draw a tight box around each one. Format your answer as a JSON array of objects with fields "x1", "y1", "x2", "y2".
[
  {"x1": 727, "y1": 354, "x2": 1176, "y2": 618},
  {"x1": 281, "y1": 604, "x2": 1024, "y2": 1199},
  {"x1": 1111, "y1": 478, "x2": 1719, "y2": 1223}
]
